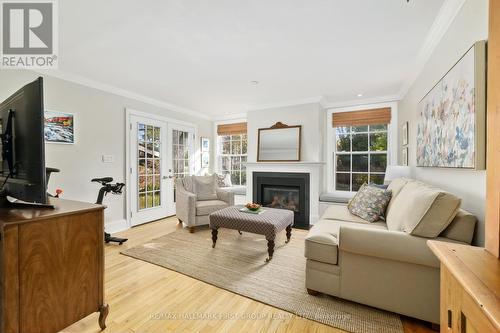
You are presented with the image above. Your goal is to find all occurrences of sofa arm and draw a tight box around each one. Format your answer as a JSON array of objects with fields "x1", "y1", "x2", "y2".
[
  {"x1": 176, "y1": 188, "x2": 196, "y2": 226},
  {"x1": 217, "y1": 188, "x2": 235, "y2": 206},
  {"x1": 338, "y1": 226, "x2": 454, "y2": 268}
]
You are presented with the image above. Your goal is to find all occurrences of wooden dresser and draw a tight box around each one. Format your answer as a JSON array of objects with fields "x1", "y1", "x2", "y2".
[
  {"x1": 0, "y1": 198, "x2": 108, "y2": 333},
  {"x1": 428, "y1": 241, "x2": 500, "y2": 332}
]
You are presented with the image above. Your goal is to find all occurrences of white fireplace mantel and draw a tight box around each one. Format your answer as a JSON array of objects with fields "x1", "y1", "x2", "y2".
[{"x1": 245, "y1": 161, "x2": 325, "y2": 224}]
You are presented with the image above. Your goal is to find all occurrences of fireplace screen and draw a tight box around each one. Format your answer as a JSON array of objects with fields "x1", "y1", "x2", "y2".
[{"x1": 262, "y1": 186, "x2": 300, "y2": 213}]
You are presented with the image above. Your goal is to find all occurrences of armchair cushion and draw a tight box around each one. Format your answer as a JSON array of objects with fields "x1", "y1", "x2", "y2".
[
  {"x1": 193, "y1": 175, "x2": 217, "y2": 200},
  {"x1": 196, "y1": 200, "x2": 228, "y2": 216}
]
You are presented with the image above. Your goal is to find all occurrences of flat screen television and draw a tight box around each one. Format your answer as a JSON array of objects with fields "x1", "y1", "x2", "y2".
[{"x1": 0, "y1": 77, "x2": 51, "y2": 207}]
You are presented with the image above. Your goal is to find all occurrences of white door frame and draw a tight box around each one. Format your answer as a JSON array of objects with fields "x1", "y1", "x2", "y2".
[{"x1": 125, "y1": 108, "x2": 198, "y2": 228}]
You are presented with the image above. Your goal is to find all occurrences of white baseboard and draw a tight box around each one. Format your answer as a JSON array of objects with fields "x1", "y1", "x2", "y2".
[{"x1": 105, "y1": 219, "x2": 130, "y2": 234}]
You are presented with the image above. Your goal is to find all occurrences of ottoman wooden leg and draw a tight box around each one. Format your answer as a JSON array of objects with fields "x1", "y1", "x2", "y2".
[
  {"x1": 211, "y1": 228, "x2": 218, "y2": 248},
  {"x1": 285, "y1": 224, "x2": 292, "y2": 243},
  {"x1": 265, "y1": 238, "x2": 275, "y2": 262}
]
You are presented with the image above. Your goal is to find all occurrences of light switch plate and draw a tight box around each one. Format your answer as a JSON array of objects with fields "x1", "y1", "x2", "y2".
[{"x1": 102, "y1": 154, "x2": 114, "y2": 163}]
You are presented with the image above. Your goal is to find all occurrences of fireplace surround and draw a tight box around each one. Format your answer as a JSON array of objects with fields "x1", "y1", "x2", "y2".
[{"x1": 253, "y1": 172, "x2": 310, "y2": 229}]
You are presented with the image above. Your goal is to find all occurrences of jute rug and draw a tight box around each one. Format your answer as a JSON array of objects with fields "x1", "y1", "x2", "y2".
[{"x1": 121, "y1": 227, "x2": 404, "y2": 333}]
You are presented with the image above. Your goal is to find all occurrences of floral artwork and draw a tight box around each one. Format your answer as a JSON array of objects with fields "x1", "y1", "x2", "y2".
[{"x1": 417, "y1": 45, "x2": 481, "y2": 168}]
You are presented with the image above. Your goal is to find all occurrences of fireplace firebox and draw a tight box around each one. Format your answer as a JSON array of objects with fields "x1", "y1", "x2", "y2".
[{"x1": 253, "y1": 172, "x2": 310, "y2": 229}]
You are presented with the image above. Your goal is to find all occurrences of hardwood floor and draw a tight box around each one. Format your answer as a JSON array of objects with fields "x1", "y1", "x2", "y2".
[{"x1": 62, "y1": 217, "x2": 436, "y2": 333}]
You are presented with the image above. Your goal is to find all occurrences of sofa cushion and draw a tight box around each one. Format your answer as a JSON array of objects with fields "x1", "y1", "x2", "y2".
[
  {"x1": 215, "y1": 173, "x2": 232, "y2": 187},
  {"x1": 321, "y1": 204, "x2": 371, "y2": 224},
  {"x1": 386, "y1": 181, "x2": 461, "y2": 238},
  {"x1": 385, "y1": 178, "x2": 411, "y2": 216},
  {"x1": 347, "y1": 184, "x2": 392, "y2": 222},
  {"x1": 196, "y1": 200, "x2": 228, "y2": 216},
  {"x1": 193, "y1": 175, "x2": 218, "y2": 200},
  {"x1": 440, "y1": 209, "x2": 477, "y2": 244},
  {"x1": 305, "y1": 219, "x2": 387, "y2": 265}
]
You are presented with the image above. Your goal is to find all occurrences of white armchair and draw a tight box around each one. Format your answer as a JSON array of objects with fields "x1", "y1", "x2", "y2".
[{"x1": 175, "y1": 175, "x2": 234, "y2": 233}]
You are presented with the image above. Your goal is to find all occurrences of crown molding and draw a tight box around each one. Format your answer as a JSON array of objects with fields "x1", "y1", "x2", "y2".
[
  {"x1": 322, "y1": 95, "x2": 400, "y2": 110},
  {"x1": 34, "y1": 69, "x2": 212, "y2": 120},
  {"x1": 245, "y1": 96, "x2": 323, "y2": 111},
  {"x1": 397, "y1": 0, "x2": 466, "y2": 100},
  {"x1": 213, "y1": 112, "x2": 248, "y2": 121}
]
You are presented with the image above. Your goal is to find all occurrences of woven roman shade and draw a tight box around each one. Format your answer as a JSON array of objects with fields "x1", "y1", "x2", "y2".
[
  {"x1": 332, "y1": 107, "x2": 392, "y2": 127},
  {"x1": 217, "y1": 122, "x2": 247, "y2": 135}
]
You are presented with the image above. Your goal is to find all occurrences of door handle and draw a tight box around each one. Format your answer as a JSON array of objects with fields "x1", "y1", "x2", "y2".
[{"x1": 163, "y1": 175, "x2": 173, "y2": 179}]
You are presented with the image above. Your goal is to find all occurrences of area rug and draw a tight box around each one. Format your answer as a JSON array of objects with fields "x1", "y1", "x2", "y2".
[{"x1": 121, "y1": 227, "x2": 404, "y2": 333}]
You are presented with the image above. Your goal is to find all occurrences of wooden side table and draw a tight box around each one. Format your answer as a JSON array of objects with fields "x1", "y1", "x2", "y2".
[{"x1": 427, "y1": 240, "x2": 500, "y2": 332}]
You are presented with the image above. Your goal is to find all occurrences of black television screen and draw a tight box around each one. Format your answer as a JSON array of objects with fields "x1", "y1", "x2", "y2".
[{"x1": 0, "y1": 77, "x2": 47, "y2": 205}]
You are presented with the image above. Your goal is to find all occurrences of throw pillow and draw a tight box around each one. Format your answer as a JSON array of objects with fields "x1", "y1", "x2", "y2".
[
  {"x1": 215, "y1": 173, "x2": 232, "y2": 188},
  {"x1": 385, "y1": 181, "x2": 461, "y2": 238},
  {"x1": 193, "y1": 175, "x2": 217, "y2": 200},
  {"x1": 347, "y1": 183, "x2": 392, "y2": 222}
]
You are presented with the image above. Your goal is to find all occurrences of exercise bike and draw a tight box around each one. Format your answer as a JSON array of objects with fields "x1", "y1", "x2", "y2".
[{"x1": 91, "y1": 177, "x2": 128, "y2": 245}]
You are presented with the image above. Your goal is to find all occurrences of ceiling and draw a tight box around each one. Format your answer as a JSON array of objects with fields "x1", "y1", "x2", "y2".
[{"x1": 58, "y1": 0, "x2": 445, "y2": 118}]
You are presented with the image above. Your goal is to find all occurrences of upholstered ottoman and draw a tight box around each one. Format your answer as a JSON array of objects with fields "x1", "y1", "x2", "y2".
[{"x1": 209, "y1": 205, "x2": 294, "y2": 262}]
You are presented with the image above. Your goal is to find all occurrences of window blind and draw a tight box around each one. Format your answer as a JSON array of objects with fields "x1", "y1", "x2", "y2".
[
  {"x1": 332, "y1": 107, "x2": 391, "y2": 127},
  {"x1": 217, "y1": 122, "x2": 247, "y2": 135}
]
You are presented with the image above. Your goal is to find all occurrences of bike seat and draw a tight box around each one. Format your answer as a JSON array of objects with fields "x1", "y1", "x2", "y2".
[{"x1": 91, "y1": 177, "x2": 113, "y2": 184}]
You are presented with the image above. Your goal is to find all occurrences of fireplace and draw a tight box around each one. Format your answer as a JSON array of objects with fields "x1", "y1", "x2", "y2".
[{"x1": 253, "y1": 172, "x2": 310, "y2": 229}]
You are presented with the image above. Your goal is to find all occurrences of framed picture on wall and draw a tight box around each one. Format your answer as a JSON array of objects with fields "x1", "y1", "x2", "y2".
[
  {"x1": 44, "y1": 110, "x2": 75, "y2": 144},
  {"x1": 201, "y1": 152, "x2": 209, "y2": 168},
  {"x1": 402, "y1": 121, "x2": 408, "y2": 146},
  {"x1": 402, "y1": 147, "x2": 408, "y2": 166},
  {"x1": 416, "y1": 41, "x2": 486, "y2": 169},
  {"x1": 201, "y1": 137, "x2": 210, "y2": 152}
]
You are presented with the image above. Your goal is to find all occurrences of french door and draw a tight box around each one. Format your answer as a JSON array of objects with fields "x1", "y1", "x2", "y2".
[{"x1": 129, "y1": 114, "x2": 195, "y2": 226}]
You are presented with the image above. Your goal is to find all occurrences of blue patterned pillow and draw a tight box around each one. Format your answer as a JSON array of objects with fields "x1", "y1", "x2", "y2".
[{"x1": 348, "y1": 183, "x2": 392, "y2": 222}]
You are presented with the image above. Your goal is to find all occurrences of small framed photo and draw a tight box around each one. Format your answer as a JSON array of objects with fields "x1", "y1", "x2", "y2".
[
  {"x1": 402, "y1": 121, "x2": 408, "y2": 146},
  {"x1": 201, "y1": 137, "x2": 210, "y2": 152},
  {"x1": 44, "y1": 110, "x2": 75, "y2": 144},
  {"x1": 201, "y1": 152, "x2": 210, "y2": 168},
  {"x1": 402, "y1": 147, "x2": 408, "y2": 166}
]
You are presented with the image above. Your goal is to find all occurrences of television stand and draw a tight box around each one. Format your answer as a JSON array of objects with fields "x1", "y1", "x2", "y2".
[
  {"x1": 0, "y1": 198, "x2": 107, "y2": 332},
  {"x1": 0, "y1": 190, "x2": 54, "y2": 208}
]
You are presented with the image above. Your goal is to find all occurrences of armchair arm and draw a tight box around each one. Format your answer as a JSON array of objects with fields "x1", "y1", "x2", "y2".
[
  {"x1": 216, "y1": 188, "x2": 235, "y2": 206},
  {"x1": 176, "y1": 185, "x2": 196, "y2": 225},
  {"x1": 338, "y1": 225, "x2": 455, "y2": 268}
]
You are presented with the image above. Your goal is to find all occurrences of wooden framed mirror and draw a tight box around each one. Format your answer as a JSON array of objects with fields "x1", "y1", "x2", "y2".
[{"x1": 257, "y1": 122, "x2": 302, "y2": 162}]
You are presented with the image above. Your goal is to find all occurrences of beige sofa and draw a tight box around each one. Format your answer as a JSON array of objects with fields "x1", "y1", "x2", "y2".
[{"x1": 304, "y1": 178, "x2": 477, "y2": 324}]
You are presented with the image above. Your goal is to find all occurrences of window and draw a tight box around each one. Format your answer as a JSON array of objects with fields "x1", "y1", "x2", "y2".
[
  {"x1": 334, "y1": 124, "x2": 388, "y2": 191},
  {"x1": 217, "y1": 134, "x2": 247, "y2": 185}
]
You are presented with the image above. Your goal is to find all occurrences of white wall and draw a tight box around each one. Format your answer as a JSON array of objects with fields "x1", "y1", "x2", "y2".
[
  {"x1": 397, "y1": 0, "x2": 488, "y2": 245},
  {"x1": 246, "y1": 103, "x2": 324, "y2": 163},
  {"x1": 0, "y1": 70, "x2": 213, "y2": 230}
]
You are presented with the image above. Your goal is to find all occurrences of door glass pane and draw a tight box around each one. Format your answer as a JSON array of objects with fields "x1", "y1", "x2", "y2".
[
  {"x1": 172, "y1": 129, "x2": 192, "y2": 203},
  {"x1": 137, "y1": 122, "x2": 162, "y2": 211}
]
